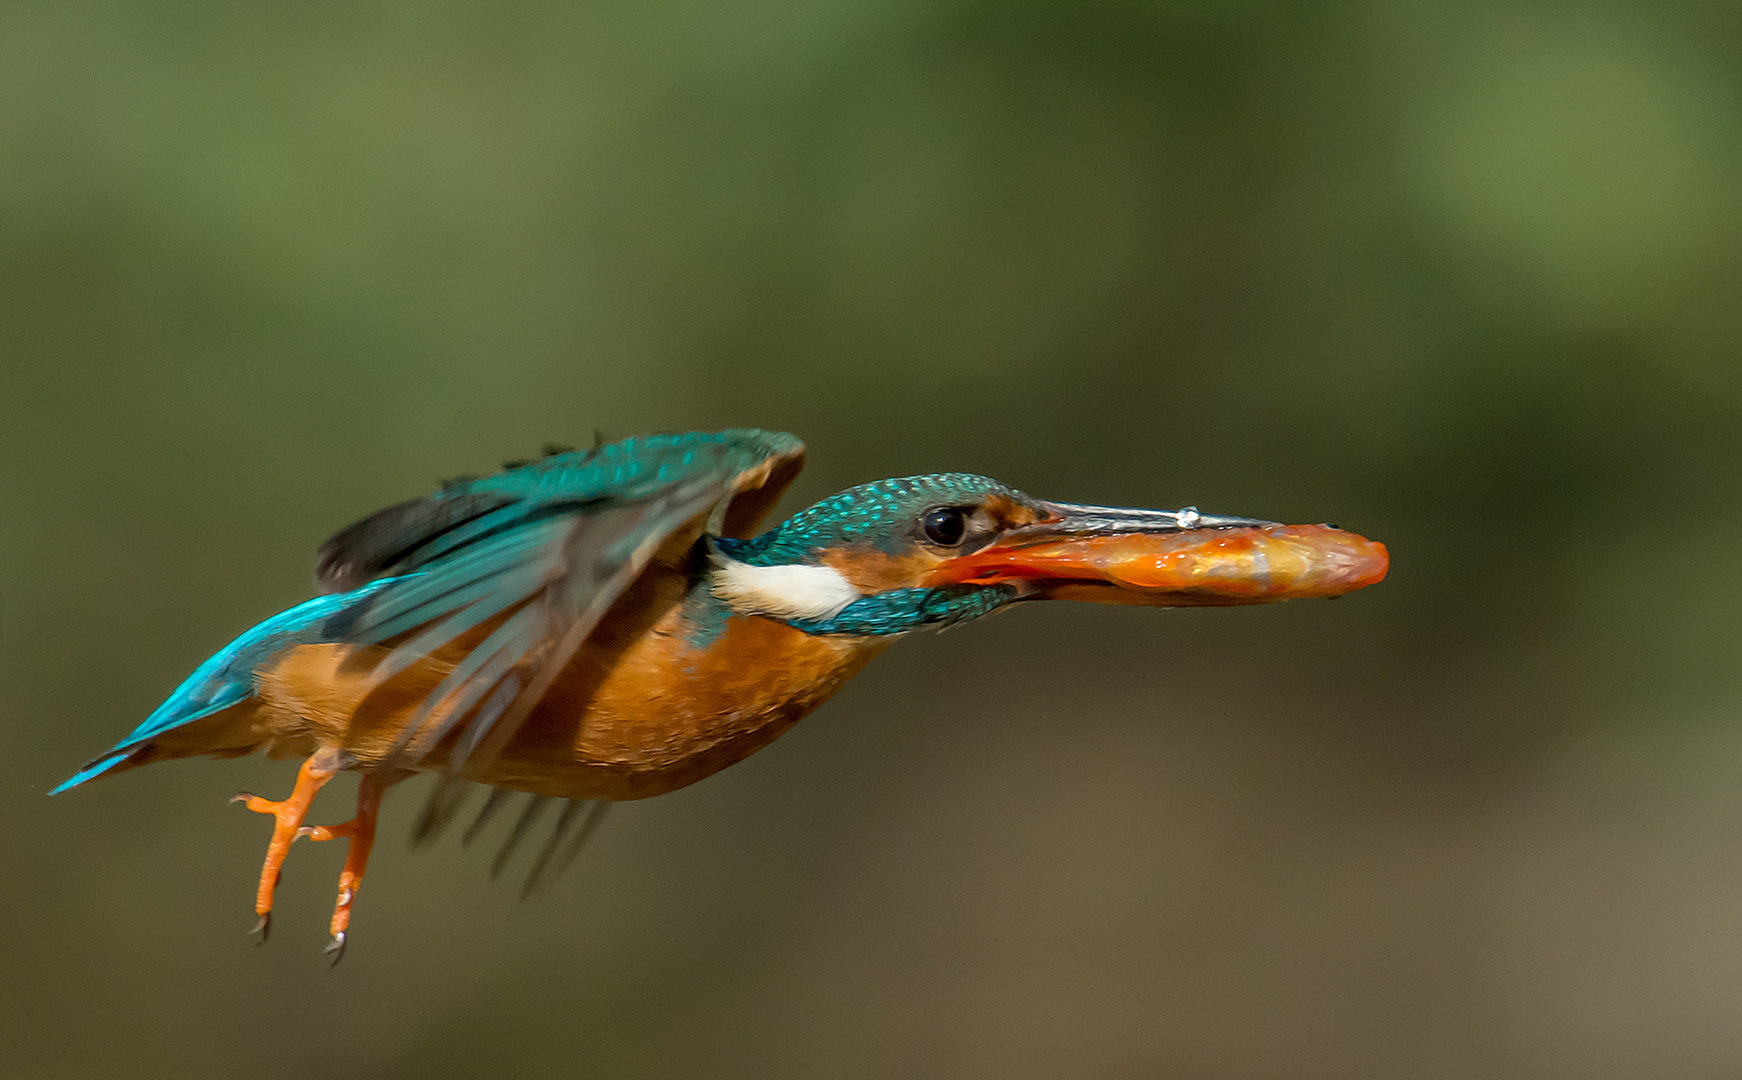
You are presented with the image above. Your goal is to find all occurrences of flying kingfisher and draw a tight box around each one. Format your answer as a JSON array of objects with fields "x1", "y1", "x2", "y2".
[{"x1": 53, "y1": 429, "x2": 1388, "y2": 959}]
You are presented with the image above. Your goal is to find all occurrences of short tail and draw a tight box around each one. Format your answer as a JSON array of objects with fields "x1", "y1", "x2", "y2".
[{"x1": 50, "y1": 578, "x2": 402, "y2": 794}]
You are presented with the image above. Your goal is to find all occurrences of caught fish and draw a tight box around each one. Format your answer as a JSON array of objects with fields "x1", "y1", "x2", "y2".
[{"x1": 927, "y1": 521, "x2": 1388, "y2": 605}]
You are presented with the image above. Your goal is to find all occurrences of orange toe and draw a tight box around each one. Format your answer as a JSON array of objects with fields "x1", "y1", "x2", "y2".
[
  {"x1": 287, "y1": 772, "x2": 386, "y2": 962},
  {"x1": 232, "y1": 751, "x2": 390, "y2": 960},
  {"x1": 234, "y1": 749, "x2": 344, "y2": 928}
]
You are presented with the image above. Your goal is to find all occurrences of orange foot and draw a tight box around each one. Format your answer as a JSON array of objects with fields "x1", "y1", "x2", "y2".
[
  {"x1": 232, "y1": 747, "x2": 345, "y2": 945},
  {"x1": 295, "y1": 772, "x2": 385, "y2": 964}
]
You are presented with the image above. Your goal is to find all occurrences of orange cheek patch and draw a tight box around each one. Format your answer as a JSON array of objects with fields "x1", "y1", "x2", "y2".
[{"x1": 819, "y1": 545, "x2": 946, "y2": 592}]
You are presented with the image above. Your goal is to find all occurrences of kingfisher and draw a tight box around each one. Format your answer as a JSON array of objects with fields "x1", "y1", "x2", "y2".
[{"x1": 53, "y1": 429, "x2": 1388, "y2": 960}]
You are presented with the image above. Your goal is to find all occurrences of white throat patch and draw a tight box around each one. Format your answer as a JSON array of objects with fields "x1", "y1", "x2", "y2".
[{"x1": 709, "y1": 545, "x2": 862, "y2": 621}]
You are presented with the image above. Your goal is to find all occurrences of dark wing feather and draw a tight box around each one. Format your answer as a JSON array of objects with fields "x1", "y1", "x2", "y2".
[
  {"x1": 318, "y1": 429, "x2": 805, "y2": 782},
  {"x1": 519, "y1": 798, "x2": 610, "y2": 897},
  {"x1": 316, "y1": 491, "x2": 516, "y2": 594},
  {"x1": 377, "y1": 480, "x2": 725, "y2": 777}
]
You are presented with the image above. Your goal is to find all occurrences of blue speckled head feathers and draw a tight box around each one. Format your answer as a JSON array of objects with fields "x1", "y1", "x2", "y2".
[{"x1": 720, "y1": 473, "x2": 1041, "y2": 566}]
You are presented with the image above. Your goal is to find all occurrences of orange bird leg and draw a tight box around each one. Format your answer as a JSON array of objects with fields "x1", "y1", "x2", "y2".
[
  {"x1": 295, "y1": 772, "x2": 386, "y2": 963},
  {"x1": 230, "y1": 747, "x2": 346, "y2": 943}
]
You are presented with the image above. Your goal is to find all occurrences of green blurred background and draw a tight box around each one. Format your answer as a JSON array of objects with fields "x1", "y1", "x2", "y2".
[{"x1": 4, "y1": 1, "x2": 1741, "y2": 1077}]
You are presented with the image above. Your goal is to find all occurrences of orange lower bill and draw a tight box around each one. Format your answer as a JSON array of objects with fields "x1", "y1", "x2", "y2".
[{"x1": 925, "y1": 524, "x2": 1389, "y2": 606}]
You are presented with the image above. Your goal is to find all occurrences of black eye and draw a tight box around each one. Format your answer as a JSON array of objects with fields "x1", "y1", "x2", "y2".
[{"x1": 922, "y1": 507, "x2": 967, "y2": 546}]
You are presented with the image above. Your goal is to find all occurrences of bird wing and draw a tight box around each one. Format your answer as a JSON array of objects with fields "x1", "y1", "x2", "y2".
[{"x1": 317, "y1": 429, "x2": 805, "y2": 778}]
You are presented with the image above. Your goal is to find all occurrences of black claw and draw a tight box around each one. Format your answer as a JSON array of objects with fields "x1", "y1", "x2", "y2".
[
  {"x1": 324, "y1": 932, "x2": 348, "y2": 966},
  {"x1": 250, "y1": 912, "x2": 272, "y2": 945}
]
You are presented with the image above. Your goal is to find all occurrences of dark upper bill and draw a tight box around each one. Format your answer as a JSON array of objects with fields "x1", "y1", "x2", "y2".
[{"x1": 925, "y1": 502, "x2": 1389, "y2": 606}]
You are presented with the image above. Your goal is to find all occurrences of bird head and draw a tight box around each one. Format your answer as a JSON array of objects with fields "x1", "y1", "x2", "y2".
[{"x1": 708, "y1": 474, "x2": 1388, "y2": 636}]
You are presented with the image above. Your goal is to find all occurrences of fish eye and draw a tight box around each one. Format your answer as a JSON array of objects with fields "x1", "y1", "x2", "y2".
[{"x1": 921, "y1": 506, "x2": 968, "y2": 546}]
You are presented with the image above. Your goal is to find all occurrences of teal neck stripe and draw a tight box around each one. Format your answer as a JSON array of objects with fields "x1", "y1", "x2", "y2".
[{"x1": 781, "y1": 584, "x2": 1019, "y2": 636}]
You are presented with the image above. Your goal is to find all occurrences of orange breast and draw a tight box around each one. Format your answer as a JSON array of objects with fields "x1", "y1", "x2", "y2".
[{"x1": 256, "y1": 588, "x2": 889, "y2": 802}]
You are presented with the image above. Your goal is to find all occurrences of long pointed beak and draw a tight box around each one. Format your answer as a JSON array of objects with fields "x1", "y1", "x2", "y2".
[
  {"x1": 1009, "y1": 501, "x2": 1281, "y2": 540},
  {"x1": 924, "y1": 501, "x2": 1388, "y2": 606}
]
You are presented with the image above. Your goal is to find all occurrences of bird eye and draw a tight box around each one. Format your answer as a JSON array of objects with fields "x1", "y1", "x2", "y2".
[{"x1": 922, "y1": 507, "x2": 967, "y2": 546}]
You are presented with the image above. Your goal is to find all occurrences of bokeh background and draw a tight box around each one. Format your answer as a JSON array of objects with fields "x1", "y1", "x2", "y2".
[{"x1": 4, "y1": 1, "x2": 1742, "y2": 1077}]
